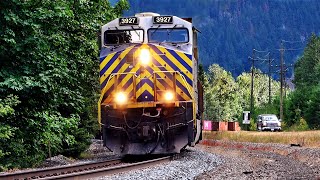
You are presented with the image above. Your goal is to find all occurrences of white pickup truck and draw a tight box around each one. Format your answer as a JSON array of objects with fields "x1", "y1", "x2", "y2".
[{"x1": 257, "y1": 114, "x2": 282, "y2": 131}]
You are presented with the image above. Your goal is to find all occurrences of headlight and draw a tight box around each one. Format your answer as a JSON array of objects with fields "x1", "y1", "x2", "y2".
[
  {"x1": 278, "y1": 122, "x2": 281, "y2": 127},
  {"x1": 139, "y1": 48, "x2": 151, "y2": 66},
  {"x1": 164, "y1": 91, "x2": 174, "y2": 101},
  {"x1": 115, "y1": 92, "x2": 127, "y2": 104},
  {"x1": 262, "y1": 121, "x2": 267, "y2": 126}
]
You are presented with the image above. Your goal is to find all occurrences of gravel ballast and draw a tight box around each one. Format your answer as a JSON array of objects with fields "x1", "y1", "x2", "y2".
[
  {"x1": 95, "y1": 140, "x2": 320, "y2": 179},
  {"x1": 96, "y1": 148, "x2": 223, "y2": 180},
  {"x1": 4, "y1": 139, "x2": 319, "y2": 179}
]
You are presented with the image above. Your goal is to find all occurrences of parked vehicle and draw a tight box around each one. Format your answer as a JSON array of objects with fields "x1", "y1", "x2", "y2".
[{"x1": 257, "y1": 114, "x2": 281, "y2": 131}]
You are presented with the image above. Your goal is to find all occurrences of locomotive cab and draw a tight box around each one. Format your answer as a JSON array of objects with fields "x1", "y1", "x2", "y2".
[{"x1": 98, "y1": 12, "x2": 202, "y2": 154}]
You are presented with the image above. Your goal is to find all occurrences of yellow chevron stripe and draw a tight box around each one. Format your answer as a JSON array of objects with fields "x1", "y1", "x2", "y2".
[
  {"x1": 158, "y1": 46, "x2": 192, "y2": 67},
  {"x1": 176, "y1": 50, "x2": 192, "y2": 67},
  {"x1": 115, "y1": 64, "x2": 131, "y2": 90},
  {"x1": 118, "y1": 67, "x2": 136, "y2": 97},
  {"x1": 102, "y1": 64, "x2": 134, "y2": 103},
  {"x1": 113, "y1": 45, "x2": 149, "y2": 92},
  {"x1": 100, "y1": 51, "x2": 116, "y2": 71},
  {"x1": 149, "y1": 47, "x2": 193, "y2": 94},
  {"x1": 100, "y1": 46, "x2": 134, "y2": 71},
  {"x1": 101, "y1": 77, "x2": 115, "y2": 104},
  {"x1": 100, "y1": 47, "x2": 134, "y2": 84},
  {"x1": 136, "y1": 83, "x2": 154, "y2": 98},
  {"x1": 156, "y1": 46, "x2": 193, "y2": 80},
  {"x1": 100, "y1": 44, "x2": 193, "y2": 105},
  {"x1": 151, "y1": 63, "x2": 191, "y2": 101}
]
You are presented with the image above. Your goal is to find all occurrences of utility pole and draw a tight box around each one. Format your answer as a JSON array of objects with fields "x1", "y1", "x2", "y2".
[
  {"x1": 250, "y1": 49, "x2": 255, "y2": 119},
  {"x1": 284, "y1": 68, "x2": 287, "y2": 98},
  {"x1": 280, "y1": 41, "x2": 284, "y2": 121},
  {"x1": 268, "y1": 53, "x2": 272, "y2": 104}
]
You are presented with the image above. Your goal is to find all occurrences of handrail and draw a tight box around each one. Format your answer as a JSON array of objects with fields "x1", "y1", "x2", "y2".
[
  {"x1": 176, "y1": 71, "x2": 194, "y2": 100},
  {"x1": 176, "y1": 71, "x2": 196, "y2": 120},
  {"x1": 97, "y1": 72, "x2": 137, "y2": 129}
]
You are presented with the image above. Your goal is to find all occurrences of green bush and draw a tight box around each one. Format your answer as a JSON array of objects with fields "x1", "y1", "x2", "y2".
[{"x1": 286, "y1": 118, "x2": 310, "y2": 131}]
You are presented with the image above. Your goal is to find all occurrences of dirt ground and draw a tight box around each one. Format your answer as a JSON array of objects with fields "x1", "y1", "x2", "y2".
[{"x1": 195, "y1": 140, "x2": 320, "y2": 180}]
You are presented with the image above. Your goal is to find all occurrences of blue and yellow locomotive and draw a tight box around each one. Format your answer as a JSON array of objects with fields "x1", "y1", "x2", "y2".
[{"x1": 98, "y1": 12, "x2": 203, "y2": 155}]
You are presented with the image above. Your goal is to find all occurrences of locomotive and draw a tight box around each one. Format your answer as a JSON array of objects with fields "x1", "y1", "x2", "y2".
[{"x1": 98, "y1": 12, "x2": 203, "y2": 155}]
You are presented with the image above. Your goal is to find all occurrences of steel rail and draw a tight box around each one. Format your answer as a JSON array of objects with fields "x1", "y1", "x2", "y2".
[
  {"x1": 40, "y1": 156, "x2": 171, "y2": 180},
  {"x1": 0, "y1": 158, "x2": 122, "y2": 180}
]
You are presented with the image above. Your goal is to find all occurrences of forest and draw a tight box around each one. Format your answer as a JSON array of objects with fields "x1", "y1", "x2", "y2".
[
  {"x1": 0, "y1": 0, "x2": 319, "y2": 171},
  {"x1": 202, "y1": 34, "x2": 320, "y2": 131},
  {"x1": 125, "y1": 0, "x2": 320, "y2": 77},
  {"x1": 0, "y1": 0, "x2": 129, "y2": 171}
]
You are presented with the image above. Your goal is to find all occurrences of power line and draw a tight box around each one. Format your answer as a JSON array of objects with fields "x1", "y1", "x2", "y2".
[
  {"x1": 281, "y1": 39, "x2": 304, "y2": 44},
  {"x1": 263, "y1": 52, "x2": 270, "y2": 57},
  {"x1": 248, "y1": 56, "x2": 269, "y2": 61},
  {"x1": 253, "y1": 49, "x2": 269, "y2": 53},
  {"x1": 256, "y1": 57, "x2": 269, "y2": 61},
  {"x1": 275, "y1": 47, "x2": 305, "y2": 51}
]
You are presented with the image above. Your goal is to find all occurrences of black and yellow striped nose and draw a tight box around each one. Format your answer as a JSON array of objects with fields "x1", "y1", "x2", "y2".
[{"x1": 99, "y1": 44, "x2": 193, "y2": 105}]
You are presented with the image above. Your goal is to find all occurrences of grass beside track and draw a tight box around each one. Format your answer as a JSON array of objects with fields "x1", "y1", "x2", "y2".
[{"x1": 203, "y1": 131, "x2": 320, "y2": 147}]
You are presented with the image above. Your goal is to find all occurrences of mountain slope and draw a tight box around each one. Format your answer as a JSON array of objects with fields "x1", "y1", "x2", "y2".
[{"x1": 125, "y1": 0, "x2": 320, "y2": 77}]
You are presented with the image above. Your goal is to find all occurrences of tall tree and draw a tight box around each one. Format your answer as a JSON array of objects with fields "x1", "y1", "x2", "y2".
[
  {"x1": 204, "y1": 64, "x2": 241, "y2": 121},
  {"x1": 237, "y1": 70, "x2": 280, "y2": 110},
  {"x1": 0, "y1": 0, "x2": 129, "y2": 169},
  {"x1": 288, "y1": 34, "x2": 320, "y2": 128},
  {"x1": 294, "y1": 34, "x2": 320, "y2": 88}
]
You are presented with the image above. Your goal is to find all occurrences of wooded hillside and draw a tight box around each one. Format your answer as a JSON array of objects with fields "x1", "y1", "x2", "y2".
[{"x1": 126, "y1": 0, "x2": 320, "y2": 77}]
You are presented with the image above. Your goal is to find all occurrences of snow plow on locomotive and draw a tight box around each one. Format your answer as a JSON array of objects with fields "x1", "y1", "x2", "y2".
[{"x1": 98, "y1": 12, "x2": 203, "y2": 155}]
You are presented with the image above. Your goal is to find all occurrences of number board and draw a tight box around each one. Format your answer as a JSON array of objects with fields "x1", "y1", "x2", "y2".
[
  {"x1": 119, "y1": 17, "x2": 139, "y2": 26},
  {"x1": 153, "y1": 16, "x2": 173, "y2": 24}
]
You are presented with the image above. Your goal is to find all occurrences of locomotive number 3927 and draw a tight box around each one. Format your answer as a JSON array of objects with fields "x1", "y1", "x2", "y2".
[
  {"x1": 119, "y1": 17, "x2": 138, "y2": 25},
  {"x1": 153, "y1": 16, "x2": 173, "y2": 24}
]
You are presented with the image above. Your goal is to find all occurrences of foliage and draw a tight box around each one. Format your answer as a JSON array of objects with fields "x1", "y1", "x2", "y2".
[
  {"x1": 204, "y1": 64, "x2": 241, "y2": 121},
  {"x1": 285, "y1": 118, "x2": 309, "y2": 131},
  {"x1": 203, "y1": 64, "x2": 280, "y2": 124},
  {"x1": 294, "y1": 34, "x2": 320, "y2": 88},
  {"x1": 284, "y1": 88, "x2": 308, "y2": 126},
  {"x1": 236, "y1": 70, "x2": 280, "y2": 113},
  {"x1": 0, "y1": 0, "x2": 129, "y2": 170},
  {"x1": 0, "y1": 95, "x2": 19, "y2": 169},
  {"x1": 203, "y1": 35, "x2": 319, "y2": 130},
  {"x1": 286, "y1": 35, "x2": 320, "y2": 129},
  {"x1": 304, "y1": 86, "x2": 320, "y2": 129}
]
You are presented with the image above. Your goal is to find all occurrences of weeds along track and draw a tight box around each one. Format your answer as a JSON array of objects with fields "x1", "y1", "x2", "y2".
[{"x1": 0, "y1": 156, "x2": 172, "y2": 180}]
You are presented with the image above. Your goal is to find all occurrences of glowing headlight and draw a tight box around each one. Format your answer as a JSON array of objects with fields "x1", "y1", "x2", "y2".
[
  {"x1": 115, "y1": 92, "x2": 127, "y2": 104},
  {"x1": 139, "y1": 48, "x2": 151, "y2": 65},
  {"x1": 164, "y1": 91, "x2": 174, "y2": 101}
]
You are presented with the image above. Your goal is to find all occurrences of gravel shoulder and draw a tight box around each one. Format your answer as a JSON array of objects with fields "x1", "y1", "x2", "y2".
[
  {"x1": 3, "y1": 139, "x2": 319, "y2": 179},
  {"x1": 196, "y1": 140, "x2": 320, "y2": 180}
]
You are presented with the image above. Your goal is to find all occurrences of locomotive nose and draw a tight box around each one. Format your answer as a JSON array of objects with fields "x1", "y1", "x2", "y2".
[{"x1": 139, "y1": 48, "x2": 151, "y2": 66}]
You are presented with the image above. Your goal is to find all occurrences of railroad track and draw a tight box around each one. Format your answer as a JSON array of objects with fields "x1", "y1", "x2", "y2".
[{"x1": 0, "y1": 156, "x2": 172, "y2": 180}]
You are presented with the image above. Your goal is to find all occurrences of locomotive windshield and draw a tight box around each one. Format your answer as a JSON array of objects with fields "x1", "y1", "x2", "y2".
[
  {"x1": 104, "y1": 29, "x2": 143, "y2": 45},
  {"x1": 148, "y1": 28, "x2": 189, "y2": 43}
]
